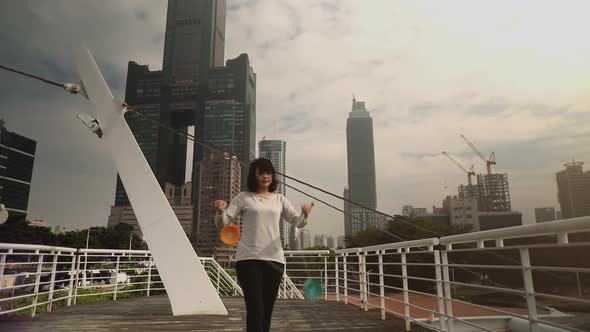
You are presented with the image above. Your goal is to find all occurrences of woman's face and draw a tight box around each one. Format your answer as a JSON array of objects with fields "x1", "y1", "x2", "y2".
[{"x1": 256, "y1": 168, "x2": 272, "y2": 190}]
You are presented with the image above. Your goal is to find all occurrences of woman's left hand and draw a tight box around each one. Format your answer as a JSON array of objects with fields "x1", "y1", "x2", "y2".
[{"x1": 302, "y1": 202, "x2": 314, "y2": 217}]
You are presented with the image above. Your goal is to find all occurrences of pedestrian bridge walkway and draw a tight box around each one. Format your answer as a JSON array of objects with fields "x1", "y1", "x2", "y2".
[
  {"x1": 1, "y1": 296, "x2": 416, "y2": 332},
  {"x1": 2, "y1": 217, "x2": 590, "y2": 331}
]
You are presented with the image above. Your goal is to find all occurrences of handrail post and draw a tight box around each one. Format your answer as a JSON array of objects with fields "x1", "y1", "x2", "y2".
[
  {"x1": 378, "y1": 249, "x2": 386, "y2": 320},
  {"x1": 47, "y1": 251, "x2": 59, "y2": 312},
  {"x1": 343, "y1": 253, "x2": 348, "y2": 304},
  {"x1": 359, "y1": 252, "x2": 365, "y2": 310},
  {"x1": 441, "y1": 249, "x2": 455, "y2": 332},
  {"x1": 324, "y1": 255, "x2": 328, "y2": 301},
  {"x1": 433, "y1": 245, "x2": 447, "y2": 331},
  {"x1": 216, "y1": 262, "x2": 220, "y2": 293},
  {"x1": 73, "y1": 250, "x2": 82, "y2": 305},
  {"x1": 520, "y1": 248, "x2": 539, "y2": 332},
  {"x1": 113, "y1": 255, "x2": 120, "y2": 301},
  {"x1": 146, "y1": 256, "x2": 153, "y2": 297},
  {"x1": 335, "y1": 255, "x2": 340, "y2": 302},
  {"x1": 0, "y1": 253, "x2": 6, "y2": 293},
  {"x1": 31, "y1": 252, "x2": 44, "y2": 317},
  {"x1": 400, "y1": 247, "x2": 410, "y2": 331}
]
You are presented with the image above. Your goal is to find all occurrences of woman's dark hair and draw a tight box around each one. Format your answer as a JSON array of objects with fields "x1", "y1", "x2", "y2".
[{"x1": 247, "y1": 158, "x2": 278, "y2": 192}]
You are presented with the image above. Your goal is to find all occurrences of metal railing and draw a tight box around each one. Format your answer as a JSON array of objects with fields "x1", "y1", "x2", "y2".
[
  {"x1": 284, "y1": 250, "x2": 335, "y2": 301},
  {"x1": 3, "y1": 217, "x2": 589, "y2": 331},
  {"x1": 0, "y1": 244, "x2": 77, "y2": 317},
  {"x1": 0, "y1": 245, "x2": 331, "y2": 316},
  {"x1": 334, "y1": 216, "x2": 590, "y2": 332},
  {"x1": 0, "y1": 247, "x2": 243, "y2": 316}
]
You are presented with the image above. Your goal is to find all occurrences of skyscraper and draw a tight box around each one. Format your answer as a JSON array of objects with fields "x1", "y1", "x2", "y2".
[
  {"x1": 195, "y1": 152, "x2": 241, "y2": 266},
  {"x1": 346, "y1": 97, "x2": 377, "y2": 235},
  {"x1": 205, "y1": 54, "x2": 256, "y2": 190},
  {"x1": 299, "y1": 229, "x2": 312, "y2": 249},
  {"x1": 259, "y1": 140, "x2": 286, "y2": 194},
  {"x1": 259, "y1": 139, "x2": 291, "y2": 248},
  {"x1": 0, "y1": 123, "x2": 36, "y2": 221},
  {"x1": 115, "y1": 62, "x2": 163, "y2": 206},
  {"x1": 162, "y1": 0, "x2": 226, "y2": 85},
  {"x1": 113, "y1": 1, "x2": 257, "y2": 246},
  {"x1": 343, "y1": 187, "x2": 352, "y2": 237},
  {"x1": 556, "y1": 161, "x2": 590, "y2": 219}
]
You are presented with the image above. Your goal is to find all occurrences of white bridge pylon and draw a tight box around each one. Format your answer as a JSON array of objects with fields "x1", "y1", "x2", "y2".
[{"x1": 76, "y1": 49, "x2": 227, "y2": 316}]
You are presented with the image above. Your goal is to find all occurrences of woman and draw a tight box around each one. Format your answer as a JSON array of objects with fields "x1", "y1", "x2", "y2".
[{"x1": 214, "y1": 158, "x2": 313, "y2": 332}]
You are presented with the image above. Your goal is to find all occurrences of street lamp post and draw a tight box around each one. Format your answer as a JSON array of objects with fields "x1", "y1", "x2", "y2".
[{"x1": 85, "y1": 229, "x2": 92, "y2": 249}]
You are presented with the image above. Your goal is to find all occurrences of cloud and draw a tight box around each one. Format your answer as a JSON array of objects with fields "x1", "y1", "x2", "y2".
[{"x1": 2, "y1": 0, "x2": 590, "y2": 236}]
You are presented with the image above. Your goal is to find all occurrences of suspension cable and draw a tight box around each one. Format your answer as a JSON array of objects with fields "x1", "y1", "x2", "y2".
[{"x1": 1, "y1": 63, "x2": 562, "y2": 308}]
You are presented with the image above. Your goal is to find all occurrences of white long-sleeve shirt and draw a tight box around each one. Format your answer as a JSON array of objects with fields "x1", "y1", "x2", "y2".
[{"x1": 215, "y1": 192, "x2": 308, "y2": 264}]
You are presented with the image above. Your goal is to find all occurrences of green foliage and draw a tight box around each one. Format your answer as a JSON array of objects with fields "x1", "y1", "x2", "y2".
[
  {"x1": 0, "y1": 222, "x2": 145, "y2": 250},
  {"x1": 0, "y1": 219, "x2": 57, "y2": 245},
  {"x1": 345, "y1": 216, "x2": 472, "y2": 249}
]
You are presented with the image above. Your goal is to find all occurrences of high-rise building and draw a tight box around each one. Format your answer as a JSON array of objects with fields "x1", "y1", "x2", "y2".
[
  {"x1": 0, "y1": 124, "x2": 36, "y2": 221},
  {"x1": 194, "y1": 152, "x2": 241, "y2": 266},
  {"x1": 556, "y1": 161, "x2": 590, "y2": 219},
  {"x1": 326, "y1": 235, "x2": 335, "y2": 249},
  {"x1": 113, "y1": 1, "x2": 257, "y2": 247},
  {"x1": 114, "y1": 62, "x2": 163, "y2": 206},
  {"x1": 299, "y1": 229, "x2": 311, "y2": 249},
  {"x1": 109, "y1": 181, "x2": 195, "y2": 237},
  {"x1": 314, "y1": 234, "x2": 327, "y2": 247},
  {"x1": 162, "y1": 0, "x2": 226, "y2": 85},
  {"x1": 343, "y1": 187, "x2": 352, "y2": 237},
  {"x1": 476, "y1": 173, "x2": 511, "y2": 212},
  {"x1": 337, "y1": 235, "x2": 346, "y2": 249},
  {"x1": 259, "y1": 140, "x2": 290, "y2": 247},
  {"x1": 346, "y1": 98, "x2": 377, "y2": 235},
  {"x1": 535, "y1": 207, "x2": 556, "y2": 223},
  {"x1": 288, "y1": 227, "x2": 299, "y2": 250},
  {"x1": 401, "y1": 205, "x2": 427, "y2": 218},
  {"x1": 401, "y1": 205, "x2": 413, "y2": 217},
  {"x1": 205, "y1": 54, "x2": 256, "y2": 190},
  {"x1": 443, "y1": 196, "x2": 480, "y2": 231},
  {"x1": 116, "y1": 0, "x2": 228, "y2": 205},
  {"x1": 259, "y1": 140, "x2": 286, "y2": 194}
]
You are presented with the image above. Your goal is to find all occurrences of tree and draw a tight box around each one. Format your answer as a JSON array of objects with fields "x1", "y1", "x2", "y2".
[
  {"x1": 345, "y1": 216, "x2": 473, "y2": 249},
  {"x1": 0, "y1": 220, "x2": 144, "y2": 250},
  {"x1": 0, "y1": 218, "x2": 57, "y2": 245}
]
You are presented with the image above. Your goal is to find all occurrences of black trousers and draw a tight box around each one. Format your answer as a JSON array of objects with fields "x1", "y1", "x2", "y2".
[{"x1": 235, "y1": 259, "x2": 285, "y2": 332}]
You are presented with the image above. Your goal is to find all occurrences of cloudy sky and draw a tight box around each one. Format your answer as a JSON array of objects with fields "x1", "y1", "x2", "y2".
[{"x1": 1, "y1": 0, "x2": 589, "y2": 237}]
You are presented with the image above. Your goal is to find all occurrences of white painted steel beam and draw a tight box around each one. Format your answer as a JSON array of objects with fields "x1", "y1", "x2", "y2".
[{"x1": 75, "y1": 49, "x2": 227, "y2": 316}]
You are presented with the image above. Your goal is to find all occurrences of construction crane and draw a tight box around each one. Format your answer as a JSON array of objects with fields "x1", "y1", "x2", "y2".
[
  {"x1": 461, "y1": 134, "x2": 496, "y2": 175},
  {"x1": 442, "y1": 151, "x2": 475, "y2": 186}
]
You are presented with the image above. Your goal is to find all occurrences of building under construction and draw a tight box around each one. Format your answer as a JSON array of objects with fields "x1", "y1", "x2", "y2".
[
  {"x1": 447, "y1": 135, "x2": 512, "y2": 212},
  {"x1": 458, "y1": 184, "x2": 480, "y2": 201},
  {"x1": 457, "y1": 175, "x2": 511, "y2": 212},
  {"x1": 476, "y1": 173, "x2": 511, "y2": 212}
]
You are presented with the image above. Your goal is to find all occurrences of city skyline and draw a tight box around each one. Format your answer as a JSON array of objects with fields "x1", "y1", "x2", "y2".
[{"x1": 1, "y1": 1, "x2": 590, "y2": 238}]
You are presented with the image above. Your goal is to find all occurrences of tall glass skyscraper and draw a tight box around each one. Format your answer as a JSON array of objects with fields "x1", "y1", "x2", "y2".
[
  {"x1": 346, "y1": 98, "x2": 377, "y2": 235},
  {"x1": 205, "y1": 54, "x2": 256, "y2": 190},
  {"x1": 114, "y1": 0, "x2": 257, "y2": 245},
  {"x1": 162, "y1": 0, "x2": 226, "y2": 85},
  {"x1": 259, "y1": 139, "x2": 292, "y2": 248},
  {"x1": 0, "y1": 124, "x2": 36, "y2": 221}
]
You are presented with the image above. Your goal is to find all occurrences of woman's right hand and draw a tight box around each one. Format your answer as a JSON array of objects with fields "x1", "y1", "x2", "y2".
[{"x1": 213, "y1": 200, "x2": 227, "y2": 213}]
